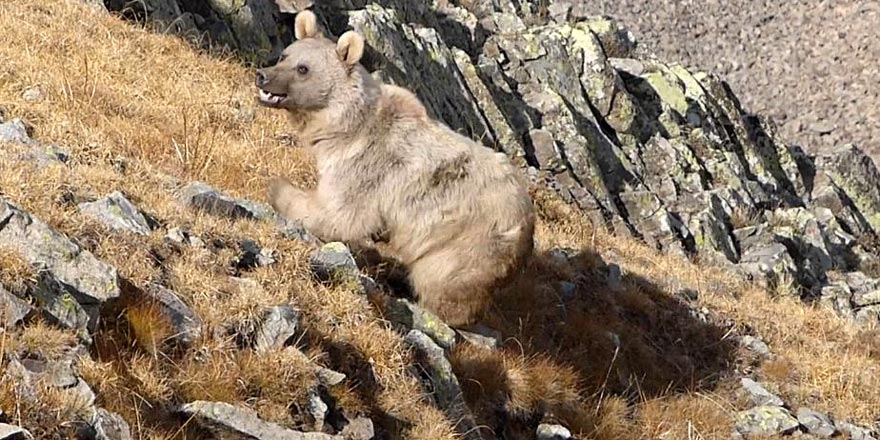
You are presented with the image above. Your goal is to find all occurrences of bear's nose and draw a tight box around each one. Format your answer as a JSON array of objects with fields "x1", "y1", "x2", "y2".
[{"x1": 255, "y1": 70, "x2": 268, "y2": 87}]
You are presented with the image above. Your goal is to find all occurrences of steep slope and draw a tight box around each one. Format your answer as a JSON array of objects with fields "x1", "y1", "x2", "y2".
[{"x1": 0, "y1": 1, "x2": 879, "y2": 440}]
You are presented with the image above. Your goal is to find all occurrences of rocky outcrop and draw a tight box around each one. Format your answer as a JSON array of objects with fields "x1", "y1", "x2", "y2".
[{"x1": 0, "y1": 198, "x2": 120, "y2": 342}]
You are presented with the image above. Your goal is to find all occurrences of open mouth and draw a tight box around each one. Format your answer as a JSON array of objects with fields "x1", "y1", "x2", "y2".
[{"x1": 258, "y1": 89, "x2": 287, "y2": 107}]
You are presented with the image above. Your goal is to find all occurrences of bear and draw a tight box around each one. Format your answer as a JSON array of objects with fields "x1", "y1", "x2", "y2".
[{"x1": 255, "y1": 10, "x2": 536, "y2": 327}]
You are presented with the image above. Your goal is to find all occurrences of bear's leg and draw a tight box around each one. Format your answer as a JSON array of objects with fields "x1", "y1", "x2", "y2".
[{"x1": 407, "y1": 253, "x2": 497, "y2": 327}]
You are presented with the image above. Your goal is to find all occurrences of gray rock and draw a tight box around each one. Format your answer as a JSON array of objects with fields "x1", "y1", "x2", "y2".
[
  {"x1": 254, "y1": 305, "x2": 300, "y2": 353},
  {"x1": 315, "y1": 366, "x2": 347, "y2": 388},
  {"x1": 816, "y1": 145, "x2": 880, "y2": 232},
  {"x1": 740, "y1": 378, "x2": 784, "y2": 407},
  {"x1": 21, "y1": 86, "x2": 43, "y2": 103},
  {"x1": 78, "y1": 191, "x2": 153, "y2": 235},
  {"x1": 309, "y1": 242, "x2": 360, "y2": 284},
  {"x1": 89, "y1": 408, "x2": 133, "y2": 440},
  {"x1": 796, "y1": 408, "x2": 836, "y2": 438},
  {"x1": 178, "y1": 182, "x2": 273, "y2": 221},
  {"x1": 1, "y1": 198, "x2": 120, "y2": 341},
  {"x1": 165, "y1": 227, "x2": 204, "y2": 247},
  {"x1": 536, "y1": 423, "x2": 573, "y2": 440},
  {"x1": 306, "y1": 392, "x2": 329, "y2": 432},
  {"x1": 457, "y1": 324, "x2": 501, "y2": 350},
  {"x1": 404, "y1": 330, "x2": 482, "y2": 440},
  {"x1": 387, "y1": 299, "x2": 456, "y2": 350},
  {"x1": 0, "y1": 285, "x2": 32, "y2": 327},
  {"x1": 734, "y1": 405, "x2": 800, "y2": 437},
  {"x1": 235, "y1": 239, "x2": 277, "y2": 270},
  {"x1": 0, "y1": 119, "x2": 31, "y2": 144},
  {"x1": 838, "y1": 422, "x2": 878, "y2": 440},
  {"x1": 137, "y1": 284, "x2": 202, "y2": 347},
  {"x1": 340, "y1": 417, "x2": 374, "y2": 440},
  {"x1": 739, "y1": 335, "x2": 772, "y2": 358},
  {"x1": 0, "y1": 424, "x2": 31, "y2": 440},
  {"x1": 178, "y1": 400, "x2": 339, "y2": 440}
]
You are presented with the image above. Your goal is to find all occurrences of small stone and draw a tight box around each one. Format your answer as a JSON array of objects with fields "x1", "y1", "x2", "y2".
[
  {"x1": 78, "y1": 191, "x2": 153, "y2": 236},
  {"x1": 165, "y1": 227, "x2": 204, "y2": 247},
  {"x1": 740, "y1": 378, "x2": 784, "y2": 407},
  {"x1": 135, "y1": 284, "x2": 202, "y2": 348},
  {"x1": 178, "y1": 182, "x2": 272, "y2": 221},
  {"x1": 310, "y1": 242, "x2": 360, "y2": 284},
  {"x1": 536, "y1": 423, "x2": 572, "y2": 440},
  {"x1": 235, "y1": 239, "x2": 277, "y2": 270},
  {"x1": 0, "y1": 424, "x2": 31, "y2": 440},
  {"x1": 254, "y1": 305, "x2": 300, "y2": 353},
  {"x1": 21, "y1": 87, "x2": 44, "y2": 103},
  {"x1": 457, "y1": 324, "x2": 501, "y2": 350},
  {"x1": 796, "y1": 408, "x2": 836, "y2": 438},
  {"x1": 740, "y1": 335, "x2": 772, "y2": 358},
  {"x1": 838, "y1": 422, "x2": 878, "y2": 440},
  {"x1": 178, "y1": 400, "x2": 338, "y2": 440},
  {"x1": 88, "y1": 408, "x2": 133, "y2": 440},
  {"x1": 387, "y1": 298, "x2": 456, "y2": 350},
  {"x1": 0, "y1": 285, "x2": 32, "y2": 327},
  {"x1": 306, "y1": 392, "x2": 329, "y2": 432},
  {"x1": 340, "y1": 417, "x2": 374, "y2": 440},
  {"x1": 606, "y1": 263, "x2": 623, "y2": 290},
  {"x1": 734, "y1": 405, "x2": 800, "y2": 437},
  {"x1": 315, "y1": 366, "x2": 347, "y2": 388},
  {"x1": 0, "y1": 119, "x2": 32, "y2": 144}
]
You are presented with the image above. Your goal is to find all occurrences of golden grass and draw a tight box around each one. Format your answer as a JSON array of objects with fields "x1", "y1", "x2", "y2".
[{"x1": 0, "y1": 0, "x2": 878, "y2": 438}]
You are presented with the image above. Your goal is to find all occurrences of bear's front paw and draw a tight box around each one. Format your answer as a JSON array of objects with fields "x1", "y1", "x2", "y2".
[{"x1": 267, "y1": 176, "x2": 309, "y2": 220}]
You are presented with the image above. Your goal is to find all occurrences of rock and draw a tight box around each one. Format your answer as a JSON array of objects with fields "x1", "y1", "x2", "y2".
[
  {"x1": 734, "y1": 405, "x2": 800, "y2": 437},
  {"x1": 740, "y1": 378, "x2": 784, "y2": 407},
  {"x1": 0, "y1": 285, "x2": 32, "y2": 327},
  {"x1": 1, "y1": 198, "x2": 120, "y2": 341},
  {"x1": 309, "y1": 242, "x2": 360, "y2": 284},
  {"x1": 796, "y1": 408, "x2": 836, "y2": 438},
  {"x1": 0, "y1": 424, "x2": 31, "y2": 440},
  {"x1": 235, "y1": 239, "x2": 277, "y2": 270},
  {"x1": 387, "y1": 299, "x2": 456, "y2": 350},
  {"x1": 253, "y1": 305, "x2": 300, "y2": 353},
  {"x1": 340, "y1": 417, "x2": 374, "y2": 440},
  {"x1": 21, "y1": 86, "x2": 44, "y2": 103},
  {"x1": 314, "y1": 364, "x2": 346, "y2": 387},
  {"x1": 135, "y1": 284, "x2": 202, "y2": 348},
  {"x1": 816, "y1": 145, "x2": 880, "y2": 232},
  {"x1": 178, "y1": 400, "x2": 339, "y2": 440},
  {"x1": 838, "y1": 422, "x2": 878, "y2": 440},
  {"x1": 456, "y1": 324, "x2": 501, "y2": 350},
  {"x1": 739, "y1": 335, "x2": 772, "y2": 358},
  {"x1": 104, "y1": 0, "x2": 292, "y2": 64},
  {"x1": 89, "y1": 408, "x2": 133, "y2": 440},
  {"x1": 0, "y1": 119, "x2": 31, "y2": 144},
  {"x1": 78, "y1": 191, "x2": 153, "y2": 235},
  {"x1": 404, "y1": 330, "x2": 482, "y2": 440},
  {"x1": 178, "y1": 182, "x2": 273, "y2": 221},
  {"x1": 165, "y1": 227, "x2": 204, "y2": 247},
  {"x1": 536, "y1": 423, "x2": 573, "y2": 440},
  {"x1": 306, "y1": 392, "x2": 329, "y2": 432}
]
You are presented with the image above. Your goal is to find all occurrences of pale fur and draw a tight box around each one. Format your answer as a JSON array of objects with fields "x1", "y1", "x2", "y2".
[{"x1": 258, "y1": 12, "x2": 535, "y2": 326}]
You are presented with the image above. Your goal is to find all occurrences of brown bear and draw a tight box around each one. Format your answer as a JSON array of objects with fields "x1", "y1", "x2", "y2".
[{"x1": 255, "y1": 10, "x2": 535, "y2": 327}]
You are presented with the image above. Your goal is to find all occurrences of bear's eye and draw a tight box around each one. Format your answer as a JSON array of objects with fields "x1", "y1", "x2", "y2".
[{"x1": 296, "y1": 64, "x2": 309, "y2": 75}]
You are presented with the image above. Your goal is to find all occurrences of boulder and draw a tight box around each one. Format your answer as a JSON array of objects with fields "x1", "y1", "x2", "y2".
[
  {"x1": 78, "y1": 192, "x2": 154, "y2": 236},
  {"x1": 1, "y1": 198, "x2": 120, "y2": 341},
  {"x1": 178, "y1": 400, "x2": 339, "y2": 440}
]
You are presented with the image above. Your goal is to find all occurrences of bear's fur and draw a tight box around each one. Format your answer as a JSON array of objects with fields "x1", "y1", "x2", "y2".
[{"x1": 255, "y1": 10, "x2": 536, "y2": 326}]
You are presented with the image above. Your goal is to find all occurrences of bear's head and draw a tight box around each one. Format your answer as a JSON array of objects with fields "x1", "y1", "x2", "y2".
[{"x1": 254, "y1": 10, "x2": 365, "y2": 113}]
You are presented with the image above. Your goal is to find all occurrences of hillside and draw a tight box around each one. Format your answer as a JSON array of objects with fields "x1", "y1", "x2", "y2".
[
  {"x1": 0, "y1": 1, "x2": 879, "y2": 439},
  {"x1": 571, "y1": 0, "x2": 880, "y2": 162}
]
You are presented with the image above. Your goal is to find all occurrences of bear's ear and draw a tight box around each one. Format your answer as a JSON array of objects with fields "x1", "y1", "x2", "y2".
[
  {"x1": 294, "y1": 10, "x2": 321, "y2": 40},
  {"x1": 336, "y1": 31, "x2": 365, "y2": 67}
]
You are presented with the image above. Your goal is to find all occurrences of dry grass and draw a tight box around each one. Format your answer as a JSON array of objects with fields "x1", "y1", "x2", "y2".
[{"x1": 0, "y1": 0, "x2": 878, "y2": 439}]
